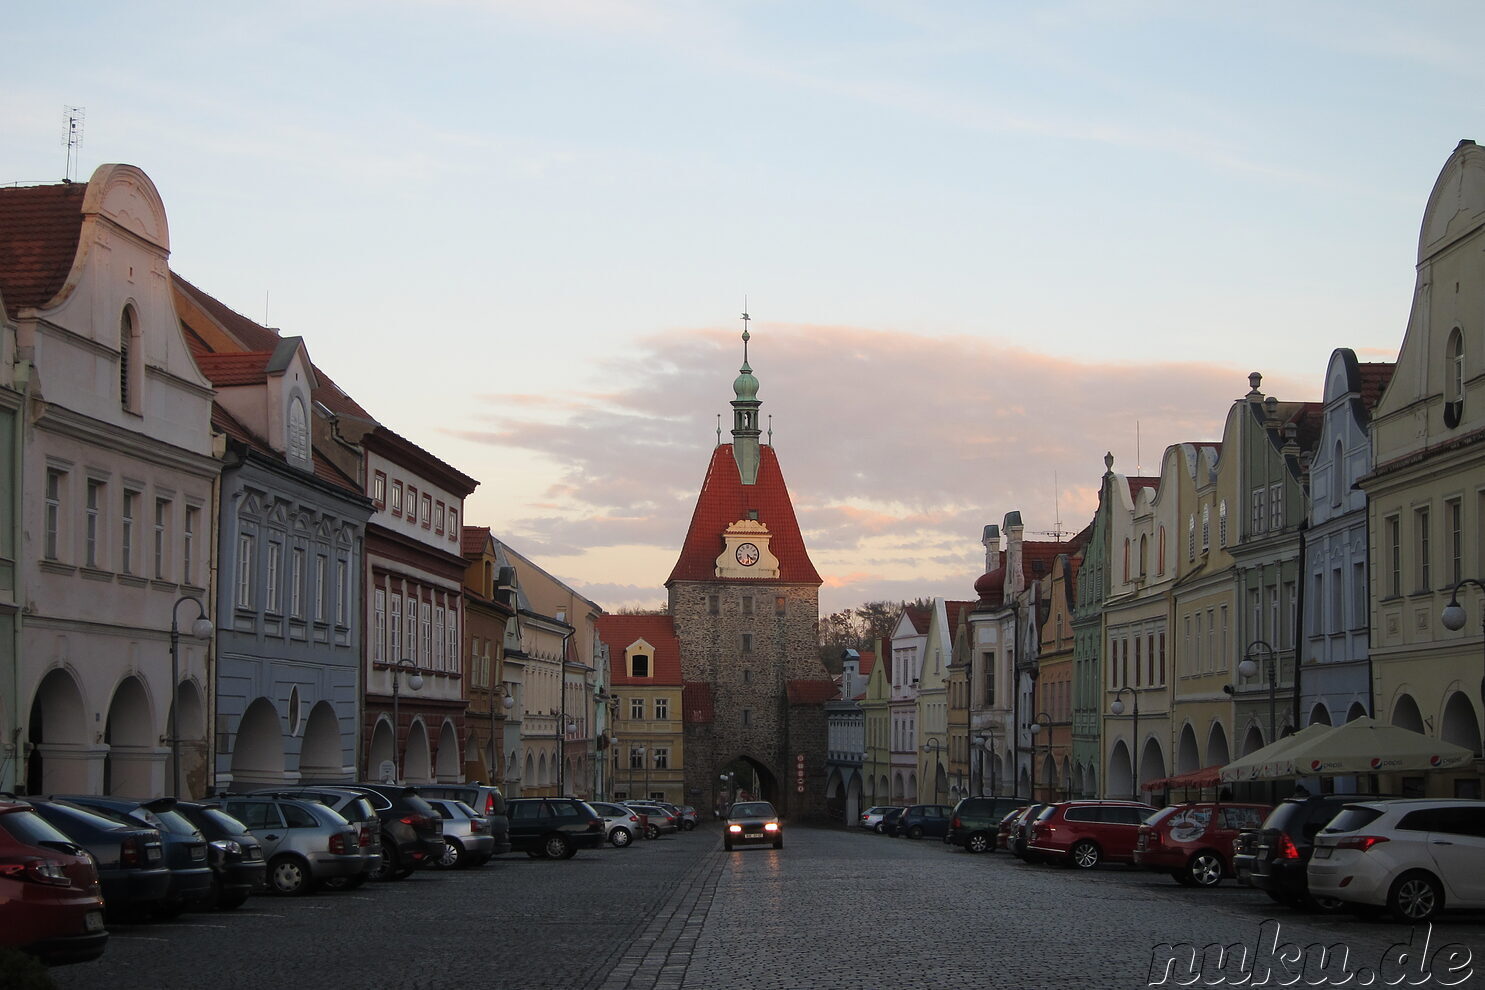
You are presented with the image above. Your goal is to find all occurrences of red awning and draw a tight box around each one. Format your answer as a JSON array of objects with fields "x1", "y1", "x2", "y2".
[{"x1": 1141, "y1": 764, "x2": 1224, "y2": 791}]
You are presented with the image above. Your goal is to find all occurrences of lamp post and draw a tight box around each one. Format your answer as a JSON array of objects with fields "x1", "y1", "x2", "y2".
[
  {"x1": 1111, "y1": 686, "x2": 1139, "y2": 801},
  {"x1": 973, "y1": 732, "x2": 998, "y2": 797},
  {"x1": 921, "y1": 738, "x2": 945, "y2": 804},
  {"x1": 390, "y1": 658, "x2": 423, "y2": 782},
  {"x1": 168, "y1": 595, "x2": 213, "y2": 797},
  {"x1": 1028, "y1": 711, "x2": 1053, "y2": 801},
  {"x1": 719, "y1": 771, "x2": 736, "y2": 818},
  {"x1": 1238, "y1": 640, "x2": 1280, "y2": 746},
  {"x1": 1441, "y1": 578, "x2": 1485, "y2": 711}
]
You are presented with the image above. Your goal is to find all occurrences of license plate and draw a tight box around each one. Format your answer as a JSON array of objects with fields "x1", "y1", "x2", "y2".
[
  {"x1": 1313, "y1": 846, "x2": 1332, "y2": 859},
  {"x1": 146, "y1": 847, "x2": 163, "y2": 863},
  {"x1": 84, "y1": 911, "x2": 104, "y2": 933},
  {"x1": 745, "y1": 832, "x2": 764, "y2": 839}
]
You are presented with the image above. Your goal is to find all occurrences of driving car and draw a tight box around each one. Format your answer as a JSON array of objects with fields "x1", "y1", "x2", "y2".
[
  {"x1": 0, "y1": 798, "x2": 109, "y2": 966},
  {"x1": 1307, "y1": 798, "x2": 1485, "y2": 923},
  {"x1": 724, "y1": 801, "x2": 783, "y2": 851}
]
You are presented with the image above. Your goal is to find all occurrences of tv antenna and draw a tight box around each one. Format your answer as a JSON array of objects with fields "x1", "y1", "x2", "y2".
[
  {"x1": 1030, "y1": 472, "x2": 1070, "y2": 541},
  {"x1": 63, "y1": 106, "x2": 85, "y2": 182}
]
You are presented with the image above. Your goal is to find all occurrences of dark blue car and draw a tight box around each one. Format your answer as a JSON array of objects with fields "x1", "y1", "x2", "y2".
[
  {"x1": 27, "y1": 798, "x2": 171, "y2": 917},
  {"x1": 53, "y1": 796, "x2": 213, "y2": 916},
  {"x1": 893, "y1": 803, "x2": 953, "y2": 839}
]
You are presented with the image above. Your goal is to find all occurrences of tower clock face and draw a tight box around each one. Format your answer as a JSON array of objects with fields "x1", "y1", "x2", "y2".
[{"x1": 735, "y1": 542, "x2": 760, "y2": 566}]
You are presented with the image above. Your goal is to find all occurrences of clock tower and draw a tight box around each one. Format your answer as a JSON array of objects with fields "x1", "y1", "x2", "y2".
[{"x1": 667, "y1": 319, "x2": 833, "y2": 818}]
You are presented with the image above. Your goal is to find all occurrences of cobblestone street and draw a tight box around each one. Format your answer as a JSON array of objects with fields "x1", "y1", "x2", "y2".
[{"x1": 49, "y1": 825, "x2": 1485, "y2": 990}]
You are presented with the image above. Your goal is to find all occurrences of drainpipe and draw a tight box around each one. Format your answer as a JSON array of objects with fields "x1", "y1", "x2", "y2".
[
  {"x1": 1292, "y1": 519, "x2": 1307, "y2": 730},
  {"x1": 9, "y1": 350, "x2": 33, "y2": 792}
]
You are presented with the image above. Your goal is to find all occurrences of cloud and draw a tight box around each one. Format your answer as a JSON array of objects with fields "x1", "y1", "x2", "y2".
[{"x1": 453, "y1": 322, "x2": 1306, "y2": 611}]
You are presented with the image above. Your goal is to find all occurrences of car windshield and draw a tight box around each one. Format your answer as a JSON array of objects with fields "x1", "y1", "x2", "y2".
[
  {"x1": 1321, "y1": 806, "x2": 1386, "y2": 833},
  {"x1": 151, "y1": 808, "x2": 202, "y2": 836},
  {"x1": 1145, "y1": 806, "x2": 1179, "y2": 826},
  {"x1": 0, "y1": 808, "x2": 78, "y2": 847},
  {"x1": 730, "y1": 803, "x2": 775, "y2": 818},
  {"x1": 200, "y1": 808, "x2": 252, "y2": 836}
]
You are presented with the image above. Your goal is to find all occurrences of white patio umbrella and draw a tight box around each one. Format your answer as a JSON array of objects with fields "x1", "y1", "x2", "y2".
[
  {"x1": 1219, "y1": 724, "x2": 1333, "y2": 784},
  {"x1": 1274, "y1": 717, "x2": 1475, "y2": 777}
]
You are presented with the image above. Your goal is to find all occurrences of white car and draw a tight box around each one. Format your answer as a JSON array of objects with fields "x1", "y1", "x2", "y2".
[
  {"x1": 587, "y1": 802, "x2": 644, "y2": 847},
  {"x1": 1308, "y1": 798, "x2": 1485, "y2": 922},
  {"x1": 858, "y1": 806, "x2": 896, "y2": 832}
]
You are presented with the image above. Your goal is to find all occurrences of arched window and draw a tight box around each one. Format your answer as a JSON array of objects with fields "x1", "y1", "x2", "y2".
[
  {"x1": 1122, "y1": 539, "x2": 1130, "y2": 582},
  {"x1": 1157, "y1": 527, "x2": 1166, "y2": 575},
  {"x1": 1330, "y1": 439, "x2": 1345, "y2": 508},
  {"x1": 1201, "y1": 505, "x2": 1210, "y2": 552},
  {"x1": 1218, "y1": 501, "x2": 1228, "y2": 547},
  {"x1": 1444, "y1": 327, "x2": 1464, "y2": 428},
  {"x1": 119, "y1": 307, "x2": 142, "y2": 413},
  {"x1": 1187, "y1": 516, "x2": 1196, "y2": 562},
  {"x1": 1138, "y1": 535, "x2": 1147, "y2": 577}
]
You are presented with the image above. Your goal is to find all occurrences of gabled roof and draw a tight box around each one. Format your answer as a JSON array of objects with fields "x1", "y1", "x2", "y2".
[
  {"x1": 1022, "y1": 539, "x2": 1077, "y2": 584},
  {"x1": 195, "y1": 351, "x2": 273, "y2": 387},
  {"x1": 944, "y1": 600, "x2": 974, "y2": 631},
  {"x1": 0, "y1": 182, "x2": 87, "y2": 319},
  {"x1": 682, "y1": 682, "x2": 714, "y2": 723},
  {"x1": 461, "y1": 525, "x2": 492, "y2": 558},
  {"x1": 905, "y1": 605, "x2": 931, "y2": 634},
  {"x1": 666, "y1": 444, "x2": 821, "y2": 585},
  {"x1": 786, "y1": 679, "x2": 839, "y2": 705},
  {"x1": 857, "y1": 650, "x2": 876, "y2": 676},
  {"x1": 1357, "y1": 363, "x2": 1396, "y2": 413},
  {"x1": 597, "y1": 614, "x2": 683, "y2": 686}
]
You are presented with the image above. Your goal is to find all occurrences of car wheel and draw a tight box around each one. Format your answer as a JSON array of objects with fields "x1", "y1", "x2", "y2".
[
  {"x1": 682, "y1": 820, "x2": 696, "y2": 831},
  {"x1": 874, "y1": 822, "x2": 886, "y2": 834},
  {"x1": 610, "y1": 827, "x2": 633, "y2": 848},
  {"x1": 1071, "y1": 840, "x2": 1101, "y2": 870},
  {"x1": 1188, "y1": 851, "x2": 1225, "y2": 888},
  {"x1": 965, "y1": 831, "x2": 991, "y2": 854},
  {"x1": 268, "y1": 855, "x2": 312, "y2": 896},
  {"x1": 645, "y1": 824, "x2": 659, "y2": 840},
  {"x1": 1389, "y1": 871, "x2": 1444, "y2": 923},
  {"x1": 437, "y1": 838, "x2": 464, "y2": 869},
  {"x1": 371, "y1": 843, "x2": 400, "y2": 881},
  {"x1": 543, "y1": 833, "x2": 573, "y2": 860},
  {"x1": 907, "y1": 825, "x2": 924, "y2": 840}
]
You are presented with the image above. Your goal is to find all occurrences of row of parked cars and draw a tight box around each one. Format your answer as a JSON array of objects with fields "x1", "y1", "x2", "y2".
[
  {"x1": 861, "y1": 794, "x2": 1485, "y2": 924},
  {"x1": 1, "y1": 785, "x2": 702, "y2": 968}
]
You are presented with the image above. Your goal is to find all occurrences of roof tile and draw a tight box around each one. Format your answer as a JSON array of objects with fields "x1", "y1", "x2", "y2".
[
  {"x1": 0, "y1": 182, "x2": 87, "y2": 320},
  {"x1": 597, "y1": 615, "x2": 684, "y2": 686}
]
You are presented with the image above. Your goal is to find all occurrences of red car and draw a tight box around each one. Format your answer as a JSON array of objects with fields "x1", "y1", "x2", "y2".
[
  {"x1": 0, "y1": 799, "x2": 109, "y2": 965},
  {"x1": 1026, "y1": 800, "x2": 1155, "y2": 869},
  {"x1": 1133, "y1": 802, "x2": 1271, "y2": 887}
]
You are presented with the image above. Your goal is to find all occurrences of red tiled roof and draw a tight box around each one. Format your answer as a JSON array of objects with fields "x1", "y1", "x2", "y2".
[
  {"x1": 1286, "y1": 401, "x2": 1325, "y2": 455},
  {"x1": 1127, "y1": 476, "x2": 1160, "y2": 497},
  {"x1": 1021, "y1": 539, "x2": 1076, "y2": 586},
  {"x1": 682, "y1": 682, "x2": 714, "y2": 724},
  {"x1": 857, "y1": 651, "x2": 876, "y2": 676},
  {"x1": 1357, "y1": 363, "x2": 1396, "y2": 413},
  {"x1": 212, "y1": 399, "x2": 359, "y2": 493},
  {"x1": 598, "y1": 615, "x2": 683, "y2": 686},
  {"x1": 945, "y1": 600, "x2": 973, "y2": 631},
  {"x1": 461, "y1": 526, "x2": 491, "y2": 558},
  {"x1": 195, "y1": 351, "x2": 272, "y2": 387},
  {"x1": 666, "y1": 444, "x2": 821, "y2": 585},
  {"x1": 905, "y1": 605, "x2": 931, "y2": 634},
  {"x1": 786, "y1": 679, "x2": 838, "y2": 705},
  {"x1": 0, "y1": 182, "x2": 87, "y2": 320}
]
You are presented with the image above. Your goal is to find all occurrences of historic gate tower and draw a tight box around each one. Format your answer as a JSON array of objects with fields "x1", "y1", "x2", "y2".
[{"x1": 667, "y1": 322, "x2": 831, "y2": 818}]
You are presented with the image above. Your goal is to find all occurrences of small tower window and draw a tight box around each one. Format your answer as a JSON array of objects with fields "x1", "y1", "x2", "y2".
[{"x1": 631, "y1": 653, "x2": 650, "y2": 677}]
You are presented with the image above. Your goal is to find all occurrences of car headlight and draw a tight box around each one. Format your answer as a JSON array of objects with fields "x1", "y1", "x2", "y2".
[
  {"x1": 728, "y1": 824, "x2": 742, "y2": 833},
  {"x1": 763, "y1": 823, "x2": 779, "y2": 832}
]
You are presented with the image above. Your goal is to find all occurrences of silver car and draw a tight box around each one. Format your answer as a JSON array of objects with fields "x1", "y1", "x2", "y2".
[
  {"x1": 587, "y1": 802, "x2": 644, "y2": 847},
  {"x1": 251, "y1": 786, "x2": 381, "y2": 889},
  {"x1": 219, "y1": 795, "x2": 363, "y2": 895},
  {"x1": 424, "y1": 798, "x2": 495, "y2": 868}
]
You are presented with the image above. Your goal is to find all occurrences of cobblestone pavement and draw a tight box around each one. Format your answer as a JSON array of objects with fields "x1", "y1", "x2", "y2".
[{"x1": 48, "y1": 825, "x2": 1485, "y2": 990}]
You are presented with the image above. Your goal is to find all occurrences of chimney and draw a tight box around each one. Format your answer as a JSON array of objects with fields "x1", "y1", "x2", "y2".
[{"x1": 981, "y1": 524, "x2": 1000, "y2": 571}]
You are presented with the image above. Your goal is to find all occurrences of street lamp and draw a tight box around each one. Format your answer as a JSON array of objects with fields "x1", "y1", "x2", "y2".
[
  {"x1": 168, "y1": 595, "x2": 213, "y2": 797},
  {"x1": 1441, "y1": 578, "x2": 1485, "y2": 710},
  {"x1": 1110, "y1": 686, "x2": 1139, "y2": 801},
  {"x1": 631, "y1": 745, "x2": 647, "y2": 802},
  {"x1": 1238, "y1": 640, "x2": 1280, "y2": 746},
  {"x1": 973, "y1": 732, "x2": 998, "y2": 797},
  {"x1": 390, "y1": 658, "x2": 423, "y2": 781},
  {"x1": 1028, "y1": 711, "x2": 1053, "y2": 801},
  {"x1": 921, "y1": 738, "x2": 946, "y2": 804},
  {"x1": 556, "y1": 716, "x2": 577, "y2": 795}
]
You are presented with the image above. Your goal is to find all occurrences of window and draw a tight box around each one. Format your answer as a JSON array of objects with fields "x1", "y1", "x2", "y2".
[
  {"x1": 1331, "y1": 440, "x2": 1345, "y2": 508},
  {"x1": 629, "y1": 748, "x2": 644, "y2": 770},
  {"x1": 434, "y1": 606, "x2": 446, "y2": 670},
  {"x1": 1312, "y1": 572, "x2": 1325, "y2": 636},
  {"x1": 183, "y1": 506, "x2": 198, "y2": 585},
  {"x1": 315, "y1": 555, "x2": 327, "y2": 621},
  {"x1": 1270, "y1": 484, "x2": 1284, "y2": 530},
  {"x1": 1415, "y1": 506, "x2": 1431, "y2": 592},
  {"x1": 653, "y1": 747, "x2": 669, "y2": 770},
  {"x1": 446, "y1": 609, "x2": 458, "y2": 673},
  {"x1": 1159, "y1": 631, "x2": 1167, "y2": 683},
  {"x1": 1187, "y1": 516, "x2": 1195, "y2": 561},
  {"x1": 631, "y1": 654, "x2": 650, "y2": 677},
  {"x1": 121, "y1": 490, "x2": 137, "y2": 574},
  {"x1": 421, "y1": 601, "x2": 432, "y2": 661},
  {"x1": 630, "y1": 697, "x2": 644, "y2": 720},
  {"x1": 1447, "y1": 498, "x2": 1462, "y2": 587},
  {"x1": 335, "y1": 560, "x2": 348, "y2": 626},
  {"x1": 982, "y1": 651, "x2": 995, "y2": 705},
  {"x1": 405, "y1": 596, "x2": 418, "y2": 659},
  {"x1": 391, "y1": 481, "x2": 403, "y2": 515},
  {"x1": 435, "y1": 501, "x2": 445, "y2": 534},
  {"x1": 237, "y1": 534, "x2": 255, "y2": 608},
  {"x1": 265, "y1": 542, "x2": 282, "y2": 611},
  {"x1": 290, "y1": 548, "x2": 305, "y2": 618},
  {"x1": 390, "y1": 594, "x2": 402, "y2": 659},
  {"x1": 1134, "y1": 636, "x2": 1142, "y2": 685},
  {"x1": 742, "y1": 669, "x2": 751, "y2": 683},
  {"x1": 1147, "y1": 634, "x2": 1155, "y2": 684},
  {"x1": 44, "y1": 469, "x2": 64, "y2": 561},
  {"x1": 1138, "y1": 535, "x2": 1147, "y2": 577},
  {"x1": 1122, "y1": 539, "x2": 1130, "y2": 582},
  {"x1": 741, "y1": 595, "x2": 753, "y2": 615},
  {"x1": 374, "y1": 590, "x2": 386, "y2": 663},
  {"x1": 448, "y1": 509, "x2": 457, "y2": 540},
  {"x1": 119, "y1": 307, "x2": 141, "y2": 413},
  {"x1": 407, "y1": 487, "x2": 418, "y2": 523},
  {"x1": 152, "y1": 498, "x2": 170, "y2": 579},
  {"x1": 1445, "y1": 327, "x2": 1465, "y2": 428},
  {"x1": 708, "y1": 595, "x2": 719, "y2": 616},
  {"x1": 1353, "y1": 562, "x2": 1367, "y2": 630},
  {"x1": 1157, "y1": 527, "x2": 1166, "y2": 574},
  {"x1": 421, "y1": 493, "x2": 432, "y2": 528},
  {"x1": 1194, "y1": 613, "x2": 1204, "y2": 672},
  {"x1": 373, "y1": 471, "x2": 387, "y2": 507},
  {"x1": 1219, "y1": 501, "x2": 1228, "y2": 547},
  {"x1": 1386, "y1": 515, "x2": 1401, "y2": 597},
  {"x1": 775, "y1": 596, "x2": 786, "y2": 615},
  {"x1": 741, "y1": 709, "x2": 752, "y2": 728},
  {"x1": 1251, "y1": 488, "x2": 1265, "y2": 535},
  {"x1": 1201, "y1": 505, "x2": 1210, "y2": 553},
  {"x1": 1183, "y1": 617, "x2": 1192, "y2": 676},
  {"x1": 85, "y1": 479, "x2": 102, "y2": 568},
  {"x1": 741, "y1": 633, "x2": 753, "y2": 653},
  {"x1": 654, "y1": 697, "x2": 669, "y2": 720}
]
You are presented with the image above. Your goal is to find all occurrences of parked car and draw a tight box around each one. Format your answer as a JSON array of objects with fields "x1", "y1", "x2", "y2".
[
  {"x1": 1133, "y1": 802, "x2": 1270, "y2": 887},
  {"x1": 505, "y1": 798, "x2": 605, "y2": 859},
  {"x1": 1232, "y1": 828, "x2": 1260, "y2": 886},
  {"x1": 25, "y1": 799, "x2": 170, "y2": 918},
  {"x1": 217, "y1": 795, "x2": 363, "y2": 895},
  {"x1": 895, "y1": 804, "x2": 953, "y2": 840},
  {"x1": 423, "y1": 798, "x2": 494, "y2": 868},
  {"x1": 1308, "y1": 799, "x2": 1485, "y2": 923},
  {"x1": 413, "y1": 784, "x2": 511, "y2": 855},
  {"x1": 1027, "y1": 800, "x2": 1155, "y2": 869},
  {"x1": 55, "y1": 796, "x2": 213, "y2": 917},
  {"x1": 1006, "y1": 803, "x2": 1051, "y2": 859},
  {"x1": 880, "y1": 807, "x2": 907, "y2": 838},
  {"x1": 625, "y1": 803, "x2": 680, "y2": 839},
  {"x1": 253, "y1": 786, "x2": 380, "y2": 889},
  {"x1": 337, "y1": 784, "x2": 445, "y2": 879},
  {"x1": 858, "y1": 806, "x2": 896, "y2": 832},
  {"x1": 675, "y1": 805, "x2": 700, "y2": 831},
  {"x1": 946, "y1": 797, "x2": 1025, "y2": 853},
  {"x1": 724, "y1": 801, "x2": 783, "y2": 851},
  {"x1": 588, "y1": 802, "x2": 644, "y2": 847},
  {"x1": 1250, "y1": 793, "x2": 1392, "y2": 912},
  {"x1": 996, "y1": 807, "x2": 1028, "y2": 851},
  {"x1": 0, "y1": 799, "x2": 108, "y2": 965},
  {"x1": 173, "y1": 801, "x2": 267, "y2": 908},
  {"x1": 650, "y1": 802, "x2": 691, "y2": 832}
]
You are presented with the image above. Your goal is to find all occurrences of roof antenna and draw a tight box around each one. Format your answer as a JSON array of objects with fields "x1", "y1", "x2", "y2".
[
  {"x1": 716, "y1": 413, "x2": 722, "y2": 447},
  {"x1": 63, "y1": 106, "x2": 85, "y2": 182},
  {"x1": 740, "y1": 297, "x2": 750, "y2": 365},
  {"x1": 1136, "y1": 420, "x2": 1141, "y2": 475},
  {"x1": 767, "y1": 414, "x2": 773, "y2": 445}
]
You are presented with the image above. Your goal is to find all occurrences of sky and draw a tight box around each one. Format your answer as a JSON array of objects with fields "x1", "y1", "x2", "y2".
[{"x1": 4, "y1": 1, "x2": 1480, "y2": 615}]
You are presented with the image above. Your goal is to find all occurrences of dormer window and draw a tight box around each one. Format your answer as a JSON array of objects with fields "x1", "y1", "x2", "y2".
[
  {"x1": 631, "y1": 654, "x2": 650, "y2": 677},
  {"x1": 287, "y1": 396, "x2": 310, "y2": 466},
  {"x1": 1445, "y1": 327, "x2": 1465, "y2": 428}
]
